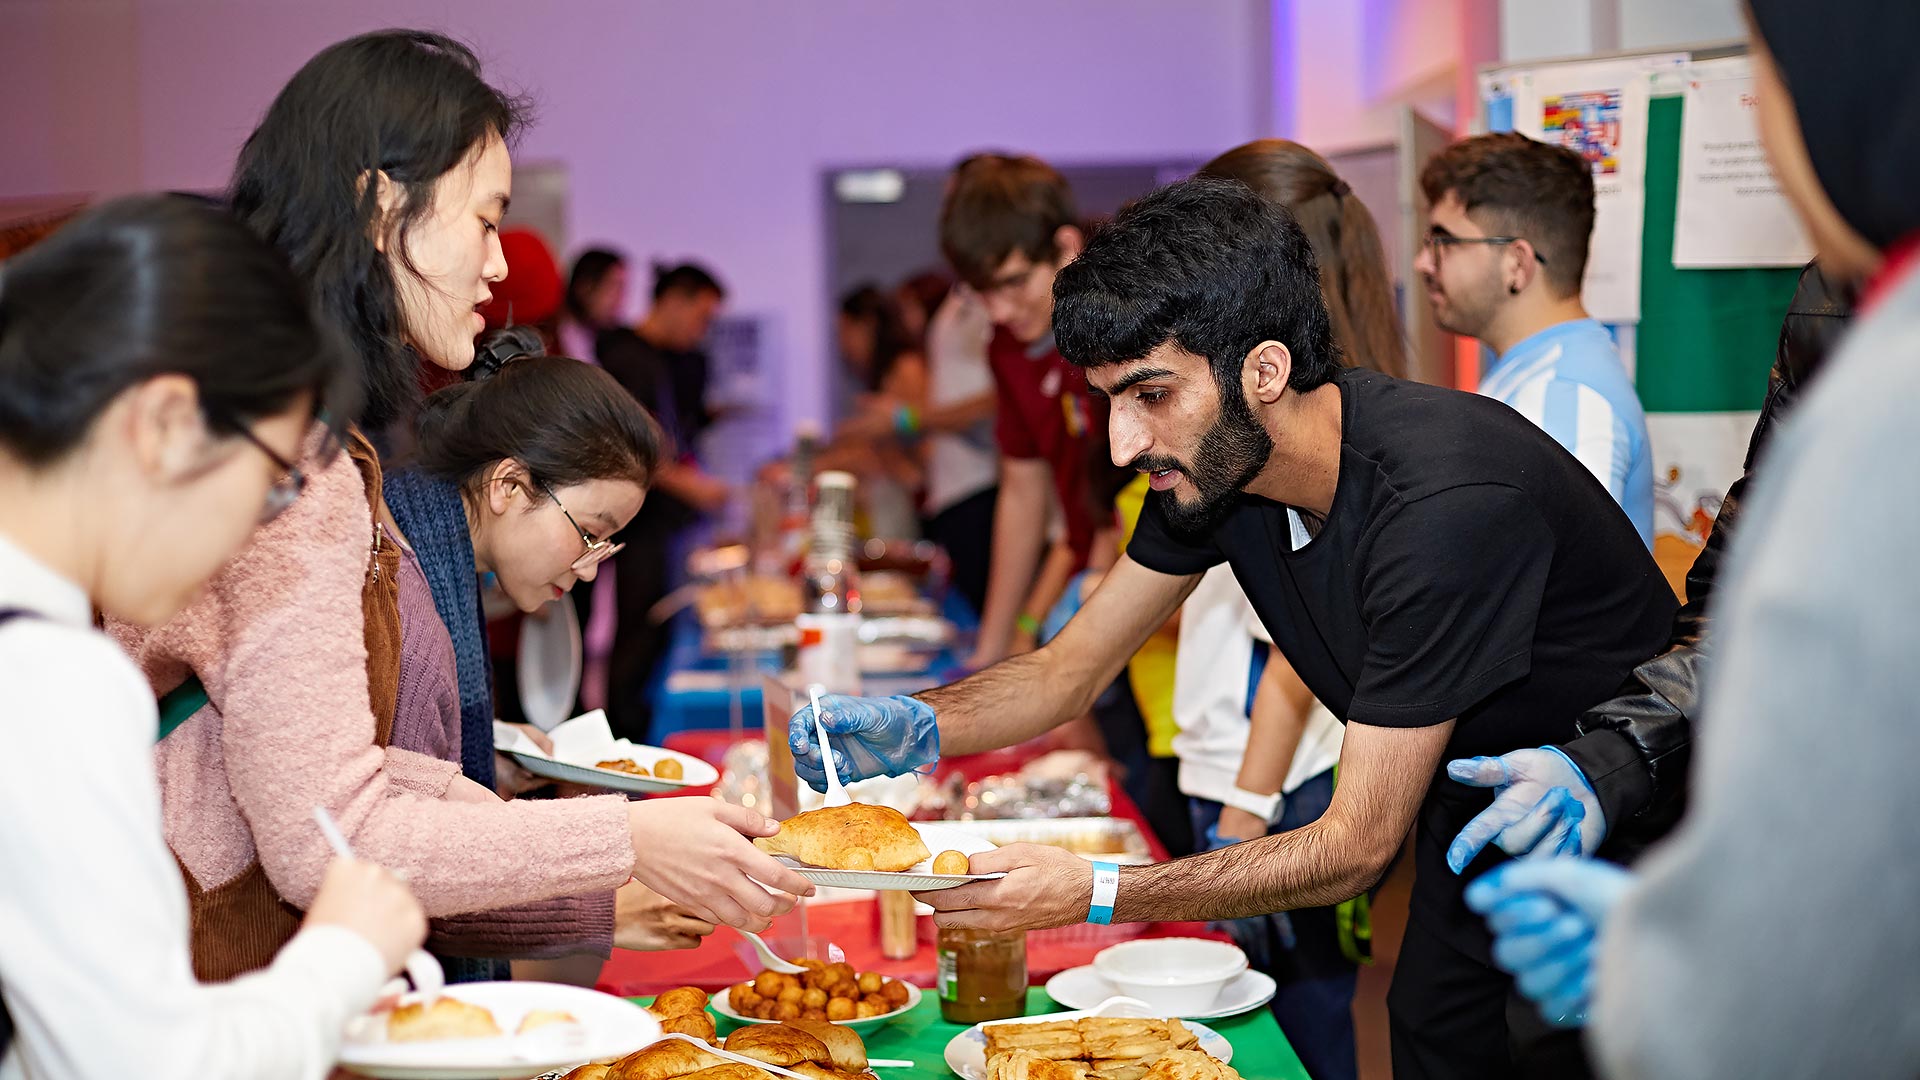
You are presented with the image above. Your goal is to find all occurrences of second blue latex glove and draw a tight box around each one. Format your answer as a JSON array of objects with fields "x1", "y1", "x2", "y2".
[
  {"x1": 1464, "y1": 857, "x2": 1635, "y2": 1027},
  {"x1": 788, "y1": 693, "x2": 940, "y2": 792},
  {"x1": 1446, "y1": 746, "x2": 1607, "y2": 873}
]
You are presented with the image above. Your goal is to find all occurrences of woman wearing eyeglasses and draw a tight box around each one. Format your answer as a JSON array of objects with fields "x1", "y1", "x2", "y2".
[
  {"x1": 381, "y1": 329, "x2": 717, "y2": 972},
  {"x1": 106, "y1": 30, "x2": 810, "y2": 987},
  {"x1": 0, "y1": 195, "x2": 429, "y2": 1078}
]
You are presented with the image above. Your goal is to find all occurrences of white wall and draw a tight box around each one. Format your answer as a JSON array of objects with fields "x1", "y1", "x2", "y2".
[
  {"x1": 1, "y1": 0, "x2": 1269, "y2": 433},
  {"x1": 1501, "y1": 0, "x2": 1745, "y2": 61}
]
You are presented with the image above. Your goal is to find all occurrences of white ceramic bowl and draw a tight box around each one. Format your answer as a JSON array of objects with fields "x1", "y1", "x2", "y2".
[{"x1": 1091, "y1": 937, "x2": 1248, "y2": 1016}]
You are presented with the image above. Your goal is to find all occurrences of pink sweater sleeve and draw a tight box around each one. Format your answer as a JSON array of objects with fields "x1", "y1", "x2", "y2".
[{"x1": 112, "y1": 448, "x2": 635, "y2": 916}]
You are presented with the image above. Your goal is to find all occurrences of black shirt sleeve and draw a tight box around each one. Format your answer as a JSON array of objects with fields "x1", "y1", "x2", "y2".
[
  {"x1": 1346, "y1": 484, "x2": 1554, "y2": 728},
  {"x1": 1124, "y1": 489, "x2": 1226, "y2": 576}
]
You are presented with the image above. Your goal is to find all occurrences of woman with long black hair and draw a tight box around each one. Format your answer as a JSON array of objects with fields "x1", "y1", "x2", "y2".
[{"x1": 108, "y1": 30, "x2": 808, "y2": 985}]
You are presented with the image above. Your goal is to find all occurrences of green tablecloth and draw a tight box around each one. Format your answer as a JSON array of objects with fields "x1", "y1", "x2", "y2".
[{"x1": 634, "y1": 989, "x2": 1308, "y2": 1080}]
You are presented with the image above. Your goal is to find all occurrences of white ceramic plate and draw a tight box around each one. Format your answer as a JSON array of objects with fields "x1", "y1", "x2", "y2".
[
  {"x1": 1045, "y1": 964, "x2": 1277, "y2": 1020},
  {"x1": 338, "y1": 982, "x2": 661, "y2": 1080},
  {"x1": 495, "y1": 714, "x2": 719, "y2": 795},
  {"x1": 942, "y1": 1014, "x2": 1231, "y2": 1080},
  {"x1": 772, "y1": 822, "x2": 1003, "y2": 892},
  {"x1": 516, "y1": 594, "x2": 582, "y2": 731},
  {"x1": 710, "y1": 982, "x2": 921, "y2": 1033}
]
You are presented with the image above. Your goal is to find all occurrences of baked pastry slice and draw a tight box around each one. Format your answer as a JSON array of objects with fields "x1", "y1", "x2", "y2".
[
  {"x1": 723, "y1": 1023, "x2": 834, "y2": 1068},
  {"x1": 386, "y1": 997, "x2": 503, "y2": 1042},
  {"x1": 783, "y1": 1019, "x2": 869, "y2": 1071},
  {"x1": 753, "y1": 805, "x2": 931, "y2": 872}
]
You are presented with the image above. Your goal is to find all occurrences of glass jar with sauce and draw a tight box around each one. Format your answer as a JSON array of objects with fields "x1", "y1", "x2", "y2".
[{"x1": 936, "y1": 925, "x2": 1028, "y2": 1023}]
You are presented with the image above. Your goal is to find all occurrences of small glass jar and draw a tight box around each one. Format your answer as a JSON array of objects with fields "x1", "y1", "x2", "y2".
[{"x1": 936, "y1": 925, "x2": 1028, "y2": 1023}]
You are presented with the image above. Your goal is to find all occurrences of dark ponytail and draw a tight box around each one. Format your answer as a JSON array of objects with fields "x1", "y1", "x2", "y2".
[
  {"x1": 413, "y1": 330, "x2": 662, "y2": 498},
  {"x1": 1199, "y1": 139, "x2": 1409, "y2": 379},
  {"x1": 0, "y1": 195, "x2": 356, "y2": 466}
]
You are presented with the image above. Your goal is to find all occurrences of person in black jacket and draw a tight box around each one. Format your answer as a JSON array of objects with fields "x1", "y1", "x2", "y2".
[{"x1": 1443, "y1": 258, "x2": 1857, "y2": 872}]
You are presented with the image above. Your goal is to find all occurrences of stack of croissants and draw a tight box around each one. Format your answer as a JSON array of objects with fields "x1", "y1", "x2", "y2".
[{"x1": 558, "y1": 986, "x2": 878, "y2": 1080}]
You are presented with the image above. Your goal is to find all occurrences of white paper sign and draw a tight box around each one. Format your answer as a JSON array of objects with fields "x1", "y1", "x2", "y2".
[
  {"x1": 1672, "y1": 57, "x2": 1816, "y2": 268},
  {"x1": 1510, "y1": 54, "x2": 1687, "y2": 323}
]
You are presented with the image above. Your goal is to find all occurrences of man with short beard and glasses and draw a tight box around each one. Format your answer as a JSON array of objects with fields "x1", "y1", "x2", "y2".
[{"x1": 785, "y1": 178, "x2": 1677, "y2": 1080}]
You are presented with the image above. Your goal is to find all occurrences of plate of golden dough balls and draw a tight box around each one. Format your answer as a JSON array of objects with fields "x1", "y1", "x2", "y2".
[{"x1": 712, "y1": 960, "x2": 919, "y2": 1033}]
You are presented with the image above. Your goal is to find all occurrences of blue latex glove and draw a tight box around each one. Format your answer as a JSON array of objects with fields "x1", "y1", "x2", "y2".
[
  {"x1": 1445, "y1": 746, "x2": 1607, "y2": 873},
  {"x1": 1039, "y1": 570, "x2": 1091, "y2": 644},
  {"x1": 1464, "y1": 858, "x2": 1636, "y2": 1027},
  {"x1": 788, "y1": 694, "x2": 940, "y2": 792},
  {"x1": 1203, "y1": 822, "x2": 1295, "y2": 954}
]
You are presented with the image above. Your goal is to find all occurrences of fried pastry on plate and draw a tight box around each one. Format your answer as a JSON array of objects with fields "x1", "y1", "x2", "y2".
[
  {"x1": 987, "y1": 1050, "x2": 1093, "y2": 1080},
  {"x1": 649, "y1": 986, "x2": 711, "y2": 1019},
  {"x1": 783, "y1": 1019, "x2": 868, "y2": 1071},
  {"x1": 1141, "y1": 1048, "x2": 1242, "y2": 1080},
  {"x1": 608, "y1": 1037, "x2": 728, "y2": 1080},
  {"x1": 678, "y1": 1066, "x2": 778, "y2": 1080},
  {"x1": 660, "y1": 1011, "x2": 717, "y2": 1043},
  {"x1": 561, "y1": 1064, "x2": 612, "y2": 1080},
  {"x1": 724, "y1": 1023, "x2": 832, "y2": 1067},
  {"x1": 752, "y1": 804, "x2": 930, "y2": 872},
  {"x1": 386, "y1": 996, "x2": 503, "y2": 1041}
]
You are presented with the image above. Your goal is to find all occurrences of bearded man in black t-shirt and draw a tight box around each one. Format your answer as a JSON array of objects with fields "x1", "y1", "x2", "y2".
[{"x1": 784, "y1": 177, "x2": 1675, "y2": 1080}]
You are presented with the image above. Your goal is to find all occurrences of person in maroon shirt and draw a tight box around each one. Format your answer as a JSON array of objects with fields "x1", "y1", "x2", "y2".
[{"x1": 939, "y1": 154, "x2": 1112, "y2": 668}]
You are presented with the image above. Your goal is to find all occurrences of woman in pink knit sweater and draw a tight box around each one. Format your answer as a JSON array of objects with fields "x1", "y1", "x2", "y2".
[
  {"x1": 388, "y1": 336, "x2": 720, "y2": 969},
  {"x1": 109, "y1": 30, "x2": 808, "y2": 980}
]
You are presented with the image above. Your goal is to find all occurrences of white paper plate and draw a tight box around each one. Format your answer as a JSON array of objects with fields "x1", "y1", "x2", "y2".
[
  {"x1": 1045, "y1": 964, "x2": 1277, "y2": 1020},
  {"x1": 338, "y1": 982, "x2": 661, "y2": 1080},
  {"x1": 516, "y1": 594, "x2": 582, "y2": 731},
  {"x1": 773, "y1": 822, "x2": 1003, "y2": 892},
  {"x1": 495, "y1": 713, "x2": 719, "y2": 795},
  {"x1": 710, "y1": 982, "x2": 921, "y2": 1033},
  {"x1": 943, "y1": 1013, "x2": 1231, "y2": 1080}
]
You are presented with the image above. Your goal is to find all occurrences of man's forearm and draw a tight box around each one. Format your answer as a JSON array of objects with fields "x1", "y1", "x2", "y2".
[
  {"x1": 918, "y1": 645, "x2": 1115, "y2": 756},
  {"x1": 1115, "y1": 816, "x2": 1385, "y2": 921},
  {"x1": 974, "y1": 464, "x2": 1050, "y2": 661}
]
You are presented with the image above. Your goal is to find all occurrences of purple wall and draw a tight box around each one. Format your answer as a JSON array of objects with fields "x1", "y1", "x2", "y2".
[{"x1": 2, "y1": 0, "x2": 1270, "y2": 435}]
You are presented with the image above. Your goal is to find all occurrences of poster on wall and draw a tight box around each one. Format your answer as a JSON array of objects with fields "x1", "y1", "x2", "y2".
[
  {"x1": 1507, "y1": 53, "x2": 1688, "y2": 323},
  {"x1": 1672, "y1": 56, "x2": 1816, "y2": 268}
]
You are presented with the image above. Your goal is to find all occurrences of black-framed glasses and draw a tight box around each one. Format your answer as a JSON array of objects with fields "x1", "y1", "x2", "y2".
[
  {"x1": 1424, "y1": 228, "x2": 1549, "y2": 265},
  {"x1": 223, "y1": 421, "x2": 306, "y2": 524},
  {"x1": 540, "y1": 481, "x2": 623, "y2": 573}
]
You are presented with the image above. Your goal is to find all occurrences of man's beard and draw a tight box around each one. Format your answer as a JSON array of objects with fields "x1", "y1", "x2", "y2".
[{"x1": 1141, "y1": 380, "x2": 1273, "y2": 535}]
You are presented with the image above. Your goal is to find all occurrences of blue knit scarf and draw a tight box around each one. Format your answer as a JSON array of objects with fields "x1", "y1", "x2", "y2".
[{"x1": 382, "y1": 468, "x2": 496, "y2": 791}]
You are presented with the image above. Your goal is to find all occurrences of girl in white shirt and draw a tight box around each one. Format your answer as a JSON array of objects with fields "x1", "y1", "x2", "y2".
[{"x1": 0, "y1": 195, "x2": 426, "y2": 1080}]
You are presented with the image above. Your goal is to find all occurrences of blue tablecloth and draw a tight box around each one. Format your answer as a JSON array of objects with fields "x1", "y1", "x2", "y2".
[{"x1": 647, "y1": 590, "x2": 977, "y2": 740}]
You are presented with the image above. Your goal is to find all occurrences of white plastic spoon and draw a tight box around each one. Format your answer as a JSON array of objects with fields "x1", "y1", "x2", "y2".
[
  {"x1": 808, "y1": 684, "x2": 851, "y2": 808},
  {"x1": 740, "y1": 930, "x2": 808, "y2": 974}
]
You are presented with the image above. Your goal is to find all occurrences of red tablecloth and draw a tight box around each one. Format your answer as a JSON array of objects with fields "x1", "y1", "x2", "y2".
[{"x1": 597, "y1": 732, "x2": 1221, "y2": 997}]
